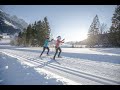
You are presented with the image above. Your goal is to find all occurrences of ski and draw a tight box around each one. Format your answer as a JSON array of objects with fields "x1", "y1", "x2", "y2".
[
  {"x1": 39, "y1": 56, "x2": 43, "y2": 60},
  {"x1": 50, "y1": 58, "x2": 61, "y2": 65},
  {"x1": 39, "y1": 56, "x2": 60, "y2": 65}
]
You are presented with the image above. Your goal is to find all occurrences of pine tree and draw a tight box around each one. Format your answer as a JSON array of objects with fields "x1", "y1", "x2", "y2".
[
  {"x1": 31, "y1": 21, "x2": 37, "y2": 46},
  {"x1": 99, "y1": 23, "x2": 108, "y2": 46},
  {"x1": 39, "y1": 17, "x2": 51, "y2": 46},
  {"x1": 15, "y1": 17, "x2": 52, "y2": 47},
  {"x1": 26, "y1": 24, "x2": 32, "y2": 46},
  {"x1": 88, "y1": 15, "x2": 100, "y2": 36},
  {"x1": 100, "y1": 23, "x2": 107, "y2": 34},
  {"x1": 44, "y1": 17, "x2": 51, "y2": 35},
  {"x1": 109, "y1": 5, "x2": 120, "y2": 47},
  {"x1": 36, "y1": 20, "x2": 43, "y2": 46},
  {"x1": 17, "y1": 32, "x2": 22, "y2": 45},
  {"x1": 0, "y1": 35, "x2": 2, "y2": 40},
  {"x1": 87, "y1": 15, "x2": 100, "y2": 47}
]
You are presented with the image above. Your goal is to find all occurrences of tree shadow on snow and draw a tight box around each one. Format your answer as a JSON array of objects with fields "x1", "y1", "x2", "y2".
[{"x1": 61, "y1": 52, "x2": 120, "y2": 64}]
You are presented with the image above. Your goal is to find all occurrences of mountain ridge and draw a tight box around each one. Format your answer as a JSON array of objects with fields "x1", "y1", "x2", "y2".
[{"x1": 0, "y1": 9, "x2": 28, "y2": 35}]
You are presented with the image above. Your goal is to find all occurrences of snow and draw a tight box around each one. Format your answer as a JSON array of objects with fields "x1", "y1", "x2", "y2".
[
  {"x1": 0, "y1": 39, "x2": 11, "y2": 44},
  {"x1": 0, "y1": 9, "x2": 4, "y2": 13},
  {"x1": 0, "y1": 53, "x2": 64, "y2": 85},
  {"x1": 4, "y1": 20, "x2": 17, "y2": 29},
  {"x1": 61, "y1": 43, "x2": 72, "y2": 48},
  {"x1": 0, "y1": 45, "x2": 120, "y2": 85}
]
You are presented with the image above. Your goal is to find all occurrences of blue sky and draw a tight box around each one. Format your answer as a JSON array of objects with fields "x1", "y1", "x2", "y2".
[{"x1": 3, "y1": 5, "x2": 116, "y2": 42}]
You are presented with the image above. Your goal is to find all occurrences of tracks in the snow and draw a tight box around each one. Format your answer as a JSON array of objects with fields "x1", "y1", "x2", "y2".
[{"x1": 1, "y1": 49, "x2": 120, "y2": 85}]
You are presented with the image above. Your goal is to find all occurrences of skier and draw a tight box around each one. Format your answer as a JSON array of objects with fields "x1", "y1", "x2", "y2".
[
  {"x1": 53, "y1": 36, "x2": 65, "y2": 60},
  {"x1": 39, "y1": 35, "x2": 53, "y2": 57}
]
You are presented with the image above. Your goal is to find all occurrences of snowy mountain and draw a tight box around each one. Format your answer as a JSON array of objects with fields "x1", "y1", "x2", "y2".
[
  {"x1": 0, "y1": 9, "x2": 28, "y2": 35},
  {"x1": 10, "y1": 15, "x2": 28, "y2": 29}
]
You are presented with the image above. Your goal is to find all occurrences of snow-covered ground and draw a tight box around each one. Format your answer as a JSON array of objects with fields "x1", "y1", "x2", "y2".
[
  {"x1": 0, "y1": 45, "x2": 120, "y2": 85},
  {"x1": 0, "y1": 39, "x2": 11, "y2": 44}
]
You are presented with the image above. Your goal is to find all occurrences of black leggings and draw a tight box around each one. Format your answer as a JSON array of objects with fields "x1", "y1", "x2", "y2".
[
  {"x1": 40, "y1": 47, "x2": 49, "y2": 56},
  {"x1": 53, "y1": 47, "x2": 62, "y2": 59}
]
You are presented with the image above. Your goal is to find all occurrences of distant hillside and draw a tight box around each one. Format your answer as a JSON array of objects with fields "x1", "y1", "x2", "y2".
[{"x1": 0, "y1": 9, "x2": 28, "y2": 35}]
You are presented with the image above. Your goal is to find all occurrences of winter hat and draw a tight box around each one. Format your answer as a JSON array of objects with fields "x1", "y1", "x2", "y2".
[{"x1": 57, "y1": 36, "x2": 61, "y2": 39}]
